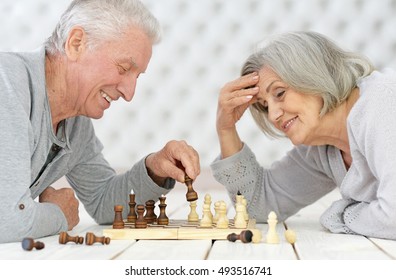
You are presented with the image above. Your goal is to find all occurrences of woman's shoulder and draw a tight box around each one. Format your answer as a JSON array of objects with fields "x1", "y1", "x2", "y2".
[
  {"x1": 357, "y1": 68, "x2": 396, "y2": 94},
  {"x1": 352, "y1": 68, "x2": 396, "y2": 117}
]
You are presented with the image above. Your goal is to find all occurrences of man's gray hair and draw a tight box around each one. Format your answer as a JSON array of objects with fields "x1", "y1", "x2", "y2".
[
  {"x1": 242, "y1": 31, "x2": 374, "y2": 137},
  {"x1": 45, "y1": 0, "x2": 161, "y2": 55}
]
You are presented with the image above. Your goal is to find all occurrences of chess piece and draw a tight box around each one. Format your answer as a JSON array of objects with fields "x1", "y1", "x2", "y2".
[
  {"x1": 213, "y1": 201, "x2": 220, "y2": 223},
  {"x1": 234, "y1": 192, "x2": 244, "y2": 221},
  {"x1": 113, "y1": 205, "x2": 125, "y2": 229},
  {"x1": 227, "y1": 230, "x2": 253, "y2": 243},
  {"x1": 157, "y1": 195, "x2": 169, "y2": 225},
  {"x1": 266, "y1": 211, "x2": 280, "y2": 244},
  {"x1": 59, "y1": 232, "x2": 84, "y2": 244},
  {"x1": 216, "y1": 201, "x2": 229, "y2": 229},
  {"x1": 200, "y1": 203, "x2": 212, "y2": 227},
  {"x1": 135, "y1": 204, "x2": 148, "y2": 228},
  {"x1": 185, "y1": 175, "x2": 198, "y2": 201},
  {"x1": 235, "y1": 191, "x2": 244, "y2": 205},
  {"x1": 204, "y1": 194, "x2": 213, "y2": 220},
  {"x1": 251, "y1": 229, "x2": 263, "y2": 243},
  {"x1": 144, "y1": 200, "x2": 157, "y2": 224},
  {"x1": 188, "y1": 200, "x2": 199, "y2": 222},
  {"x1": 234, "y1": 203, "x2": 247, "y2": 228},
  {"x1": 242, "y1": 198, "x2": 249, "y2": 221},
  {"x1": 127, "y1": 194, "x2": 137, "y2": 223},
  {"x1": 285, "y1": 229, "x2": 297, "y2": 244},
  {"x1": 21, "y1": 238, "x2": 45, "y2": 251},
  {"x1": 85, "y1": 232, "x2": 110, "y2": 245}
]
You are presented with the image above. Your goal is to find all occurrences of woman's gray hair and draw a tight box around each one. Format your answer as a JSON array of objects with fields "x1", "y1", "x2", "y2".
[
  {"x1": 45, "y1": 0, "x2": 161, "y2": 55},
  {"x1": 242, "y1": 31, "x2": 374, "y2": 138}
]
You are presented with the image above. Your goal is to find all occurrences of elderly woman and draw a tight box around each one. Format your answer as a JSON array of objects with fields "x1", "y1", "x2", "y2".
[
  {"x1": 0, "y1": 0, "x2": 200, "y2": 243},
  {"x1": 211, "y1": 31, "x2": 396, "y2": 240}
]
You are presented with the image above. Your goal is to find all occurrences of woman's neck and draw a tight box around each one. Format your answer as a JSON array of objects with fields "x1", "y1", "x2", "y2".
[{"x1": 311, "y1": 88, "x2": 360, "y2": 156}]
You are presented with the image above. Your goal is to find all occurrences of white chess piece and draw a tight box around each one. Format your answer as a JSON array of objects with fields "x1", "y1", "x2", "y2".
[
  {"x1": 204, "y1": 194, "x2": 213, "y2": 220},
  {"x1": 285, "y1": 229, "x2": 296, "y2": 244},
  {"x1": 234, "y1": 203, "x2": 247, "y2": 228},
  {"x1": 234, "y1": 193, "x2": 244, "y2": 221},
  {"x1": 200, "y1": 203, "x2": 212, "y2": 227},
  {"x1": 235, "y1": 192, "x2": 244, "y2": 205},
  {"x1": 213, "y1": 201, "x2": 220, "y2": 223},
  {"x1": 266, "y1": 211, "x2": 280, "y2": 244},
  {"x1": 216, "y1": 201, "x2": 229, "y2": 229},
  {"x1": 242, "y1": 198, "x2": 249, "y2": 221},
  {"x1": 188, "y1": 201, "x2": 199, "y2": 222}
]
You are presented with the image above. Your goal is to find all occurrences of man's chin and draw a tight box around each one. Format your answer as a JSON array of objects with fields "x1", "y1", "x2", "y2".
[{"x1": 88, "y1": 111, "x2": 105, "y2": 120}]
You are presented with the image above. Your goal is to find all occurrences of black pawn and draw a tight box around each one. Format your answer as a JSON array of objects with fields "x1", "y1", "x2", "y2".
[
  {"x1": 22, "y1": 238, "x2": 45, "y2": 251},
  {"x1": 144, "y1": 200, "x2": 157, "y2": 224},
  {"x1": 135, "y1": 204, "x2": 148, "y2": 228},
  {"x1": 227, "y1": 230, "x2": 253, "y2": 243}
]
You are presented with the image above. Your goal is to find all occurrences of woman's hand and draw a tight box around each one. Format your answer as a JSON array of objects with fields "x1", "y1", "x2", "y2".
[{"x1": 216, "y1": 72, "x2": 259, "y2": 157}]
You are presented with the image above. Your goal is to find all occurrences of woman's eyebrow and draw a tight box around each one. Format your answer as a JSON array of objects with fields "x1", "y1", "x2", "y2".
[{"x1": 266, "y1": 80, "x2": 281, "y2": 93}]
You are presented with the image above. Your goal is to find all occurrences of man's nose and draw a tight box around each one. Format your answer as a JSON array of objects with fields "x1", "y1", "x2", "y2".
[{"x1": 118, "y1": 74, "x2": 137, "y2": 102}]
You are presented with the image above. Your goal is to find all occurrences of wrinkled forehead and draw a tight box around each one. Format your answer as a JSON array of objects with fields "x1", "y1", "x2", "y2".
[
  {"x1": 101, "y1": 26, "x2": 153, "y2": 72},
  {"x1": 258, "y1": 67, "x2": 284, "y2": 92}
]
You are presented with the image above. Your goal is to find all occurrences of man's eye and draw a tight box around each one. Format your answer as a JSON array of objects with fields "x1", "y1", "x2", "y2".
[{"x1": 117, "y1": 65, "x2": 128, "y2": 74}]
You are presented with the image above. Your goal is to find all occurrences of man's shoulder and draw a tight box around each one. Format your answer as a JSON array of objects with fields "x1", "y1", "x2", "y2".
[{"x1": 0, "y1": 49, "x2": 45, "y2": 87}]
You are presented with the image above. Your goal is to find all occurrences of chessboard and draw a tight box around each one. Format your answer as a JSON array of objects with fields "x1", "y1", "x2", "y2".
[{"x1": 103, "y1": 218, "x2": 258, "y2": 241}]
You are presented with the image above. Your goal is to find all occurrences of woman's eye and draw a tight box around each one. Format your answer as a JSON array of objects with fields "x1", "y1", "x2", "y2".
[{"x1": 275, "y1": 90, "x2": 285, "y2": 98}]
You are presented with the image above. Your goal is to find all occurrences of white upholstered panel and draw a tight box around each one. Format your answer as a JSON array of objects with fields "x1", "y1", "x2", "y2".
[{"x1": 1, "y1": 0, "x2": 396, "y2": 169}]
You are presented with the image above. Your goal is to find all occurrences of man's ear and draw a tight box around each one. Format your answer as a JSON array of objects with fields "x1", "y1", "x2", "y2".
[{"x1": 65, "y1": 26, "x2": 86, "y2": 61}]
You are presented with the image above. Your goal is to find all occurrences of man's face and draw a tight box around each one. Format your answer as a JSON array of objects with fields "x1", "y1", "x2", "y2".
[{"x1": 70, "y1": 27, "x2": 153, "y2": 119}]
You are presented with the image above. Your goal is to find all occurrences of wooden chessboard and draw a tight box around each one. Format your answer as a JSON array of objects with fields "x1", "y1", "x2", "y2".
[{"x1": 103, "y1": 219, "x2": 258, "y2": 241}]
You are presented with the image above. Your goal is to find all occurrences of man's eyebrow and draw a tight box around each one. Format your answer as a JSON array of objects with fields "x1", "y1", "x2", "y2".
[{"x1": 129, "y1": 57, "x2": 145, "y2": 74}]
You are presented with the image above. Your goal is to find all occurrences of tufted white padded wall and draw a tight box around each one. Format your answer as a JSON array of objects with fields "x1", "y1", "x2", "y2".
[{"x1": 1, "y1": 0, "x2": 396, "y2": 169}]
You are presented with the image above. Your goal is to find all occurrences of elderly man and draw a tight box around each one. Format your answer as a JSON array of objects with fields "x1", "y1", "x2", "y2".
[{"x1": 0, "y1": 0, "x2": 200, "y2": 243}]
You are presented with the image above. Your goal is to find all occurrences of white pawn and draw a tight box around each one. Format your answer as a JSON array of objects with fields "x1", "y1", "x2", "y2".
[
  {"x1": 234, "y1": 203, "x2": 247, "y2": 228},
  {"x1": 204, "y1": 194, "x2": 213, "y2": 220},
  {"x1": 213, "y1": 201, "x2": 220, "y2": 223},
  {"x1": 188, "y1": 201, "x2": 199, "y2": 222},
  {"x1": 200, "y1": 203, "x2": 212, "y2": 227},
  {"x1": 266, "y1": 211, "x2": 280, "y2": 244},
  {"x1": 216, "y1": 201, "x2": 229, "y2": 229}
]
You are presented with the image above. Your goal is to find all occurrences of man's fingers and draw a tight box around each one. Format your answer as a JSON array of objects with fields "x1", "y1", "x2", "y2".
[{"x1": 39, "y1": 186, "x2": 56, "y2": 202}]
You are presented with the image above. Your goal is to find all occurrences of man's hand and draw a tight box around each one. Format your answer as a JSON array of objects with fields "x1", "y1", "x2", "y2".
[
  {"x1": 39, "y1": 186, "x2": 79, "y2": 230},
  {"x1": 145, "y1": 140, "x2": 200, "y2": 185}
]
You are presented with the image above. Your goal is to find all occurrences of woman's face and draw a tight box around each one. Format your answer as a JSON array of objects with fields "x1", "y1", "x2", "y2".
[{"x1": 256, "y1": 66, "x2": 325, "y2": 146}]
